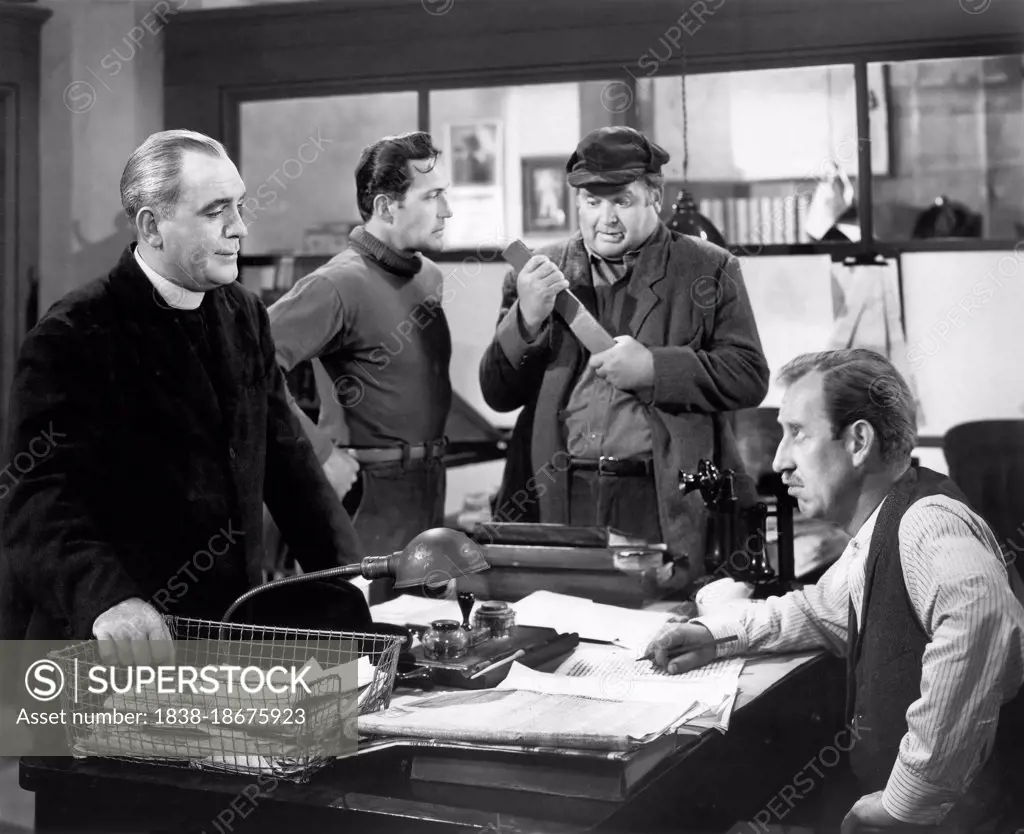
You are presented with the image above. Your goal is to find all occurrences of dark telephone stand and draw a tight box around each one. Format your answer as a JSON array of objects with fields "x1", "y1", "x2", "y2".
[{"x1": 679, "y1": 460, "x2": 802, "y2": 599}]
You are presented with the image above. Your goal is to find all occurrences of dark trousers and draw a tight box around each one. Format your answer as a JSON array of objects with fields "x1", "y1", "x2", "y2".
[
  {"x1": 566, "y1": 468, "x2": 661, "y2": 542},
  {"x1": 262, "y1": 457, "x2": 445, "y2": 602},
  {"x1": 343, "y1": 456, "x2": 446, "y2": 604},
  {"x1": 343, "y1": 456, "x2": 446, "y2": 557}
]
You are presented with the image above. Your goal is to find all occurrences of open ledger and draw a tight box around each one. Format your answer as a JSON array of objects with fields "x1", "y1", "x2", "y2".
[
  {"x1": 535, "y1": 642, "x2": 742, "y2": 731},
  {"x1": 358, "y1": 644, "x2": 744, "y2": 751}
]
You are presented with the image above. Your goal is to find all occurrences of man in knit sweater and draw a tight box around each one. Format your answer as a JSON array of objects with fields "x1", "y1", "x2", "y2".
[
  {"x1": 269, "y1": 132, "x2": 452, "y2": 579},
  {"x1": 646, "y1": 349, "x2": 1024, "y2": 832}
]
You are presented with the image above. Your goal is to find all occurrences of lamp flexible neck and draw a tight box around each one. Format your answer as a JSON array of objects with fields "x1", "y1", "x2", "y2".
[{"x1": 219, "y1": 561, "x2": 366, "y2": 626}]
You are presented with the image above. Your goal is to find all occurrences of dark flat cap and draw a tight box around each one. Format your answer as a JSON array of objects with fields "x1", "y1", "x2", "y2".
[{"x1": 565, "y1": 126, "x2": 670, "y2": 187}]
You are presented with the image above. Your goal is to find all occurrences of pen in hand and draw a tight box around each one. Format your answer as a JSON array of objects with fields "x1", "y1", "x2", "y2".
[{"x1": 640, "y1": 634, "x2": 739, "y2": 664}]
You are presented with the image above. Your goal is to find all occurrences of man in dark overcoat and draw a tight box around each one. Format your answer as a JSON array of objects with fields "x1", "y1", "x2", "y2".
[
  {"x1": 479, "y1": 126, "x2": 770, "y2": 585},
  {"x1": 0, "y1": 130, "x2": 368, "y2": 658}
]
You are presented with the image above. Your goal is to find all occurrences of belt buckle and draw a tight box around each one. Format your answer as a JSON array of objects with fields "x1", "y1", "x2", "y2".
[{"x1": 597, "y1": 455, "x2": 616, "y2": 476}]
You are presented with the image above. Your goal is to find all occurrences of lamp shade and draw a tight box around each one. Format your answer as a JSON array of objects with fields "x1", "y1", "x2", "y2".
[
  {"x1": 669, "y1": 189, "x2": 727, "y2": 248},
  {"x1": 389, "y1": 528, "x2": 489, "y2": 590},
  {"x1": 220, "y1": 527, "x2": 489, "y2": 625}
]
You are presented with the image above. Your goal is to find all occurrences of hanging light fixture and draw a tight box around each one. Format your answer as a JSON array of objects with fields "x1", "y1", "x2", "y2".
[{"x1": 668, "y1": 42, "x2": 728, "y2": 248}]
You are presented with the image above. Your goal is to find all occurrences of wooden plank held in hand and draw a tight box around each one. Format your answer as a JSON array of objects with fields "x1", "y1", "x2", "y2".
[{"x1": 501, "y1": 240, "x2": 616, "y2": 354}]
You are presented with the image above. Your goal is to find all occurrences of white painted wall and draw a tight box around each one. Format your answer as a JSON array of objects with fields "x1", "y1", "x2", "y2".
[{"x1": 39, "y1": 0, "x2": 166, "y2": 314}]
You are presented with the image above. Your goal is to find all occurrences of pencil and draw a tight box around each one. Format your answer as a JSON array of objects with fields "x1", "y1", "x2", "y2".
[
  {"x1": 640, "y1": 634, "x2": 739, "y2": 663},
  {"x1": 469, "y1": 649, "x2": 526, "y2": 680}
]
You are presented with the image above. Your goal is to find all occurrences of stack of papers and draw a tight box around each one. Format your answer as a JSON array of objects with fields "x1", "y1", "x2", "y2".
[
  {"x1": 361, "y1": 593, "x2": 745, "y2": 749},
  {"x1": 358, "y1": 688, "x2": 697, "y2": 751},
  {"x1": 358, "y1": 645, "x2": 744, "y2": 750},
  {"x1": 509, "y1": 591, "x2": 676, "y2": 652}
]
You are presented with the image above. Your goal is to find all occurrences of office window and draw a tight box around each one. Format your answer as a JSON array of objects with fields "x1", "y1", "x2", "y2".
[
  {"x1": 635, "y1": 65, "x2": 865, "y2": 247},
  {"x1": 239, "y1": 91, "x2": 419, "y2": 255},
  {"x1": 869, "y1": 55, "x2": 1024, "y2": 242},
  {"x1": 429, "y1": 81, "x2": 619, "y2": 249}
]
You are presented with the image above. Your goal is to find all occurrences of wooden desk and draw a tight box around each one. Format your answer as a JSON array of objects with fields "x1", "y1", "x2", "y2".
[{"x1": 20, "y1": 652, "x2": 845, "y2": 834}]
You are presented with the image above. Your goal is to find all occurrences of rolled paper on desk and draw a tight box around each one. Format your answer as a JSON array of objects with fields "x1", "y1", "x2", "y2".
[{"x1": 639, "y1": 634, "x2": 738, "y2": 664}]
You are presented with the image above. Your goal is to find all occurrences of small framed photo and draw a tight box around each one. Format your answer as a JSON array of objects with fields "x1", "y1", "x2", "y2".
[
  {"x1": 521, "y1": 156, "x2": 571, "y2": 234},
  {"x1": 448, "y1": 122, "x2": 500, "y2": 187}
]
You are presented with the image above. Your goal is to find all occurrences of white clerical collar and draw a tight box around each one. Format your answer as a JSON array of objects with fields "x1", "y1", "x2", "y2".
[{"x1": 133, "y1": 245, "x2": 205, "y2": 311}]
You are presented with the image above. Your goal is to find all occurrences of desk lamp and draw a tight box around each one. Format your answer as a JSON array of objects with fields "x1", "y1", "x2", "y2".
[{"x1": 221, "y1": 527, "x2": 490, "y2": 624}]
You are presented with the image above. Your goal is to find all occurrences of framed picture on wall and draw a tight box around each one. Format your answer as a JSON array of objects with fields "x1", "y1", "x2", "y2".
[
  {"x1": 521, "y1": 156, "x2": 571, "y2": 234},
  {"x1": 444, "y1": 121, "x2": 505, "y2": 247},
  {"x1": 448, "y1": 122, "x2": 500, "y2": 187}
]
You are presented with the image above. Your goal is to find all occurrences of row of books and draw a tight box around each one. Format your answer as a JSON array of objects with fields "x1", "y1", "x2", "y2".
[
  {"x1": 242, "y1": 193, "x2": 816, "y2": 292},
  {"x1": 697, "y1": 194, "x2": 816, "y2": 247}
]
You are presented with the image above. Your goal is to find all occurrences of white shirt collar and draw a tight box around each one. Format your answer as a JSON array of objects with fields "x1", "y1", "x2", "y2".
[
  {"x1": 133, "y1": 245, "x2": 205, "y2": 311},
  {"x1": 848, "y1": 498, "x2": 887, "y2": 553}
]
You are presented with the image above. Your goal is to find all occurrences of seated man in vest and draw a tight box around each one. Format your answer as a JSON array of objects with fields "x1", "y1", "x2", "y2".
[{"x1": 645, "y1": 349, "x2": 1024, "y2": 832}]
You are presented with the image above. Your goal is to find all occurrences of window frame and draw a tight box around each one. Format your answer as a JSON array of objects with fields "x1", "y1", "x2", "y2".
[{"x1": 185, "y1": 1, "x2": 1023, "y2": 262}]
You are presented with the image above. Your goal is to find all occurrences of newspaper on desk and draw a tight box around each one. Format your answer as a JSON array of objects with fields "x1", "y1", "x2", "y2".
[
  {"x1": 365, "y1": 591, "x2": 743, "y2": 748},
  {"x1": 358, "y1": 688, "x2": 692, "y2": 751},
  {"x1": 548, "y1": 642, "x2": 743, "y2": 732},
  {"x1": 507, "y1": 592, "x2": 744, "y2": 731},
  {"x1": 359, "y1": 644, "x2": 744, "y2": 750}
]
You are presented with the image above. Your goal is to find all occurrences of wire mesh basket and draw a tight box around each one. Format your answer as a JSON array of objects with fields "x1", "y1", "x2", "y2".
[{"x1": 47, "y1": 616, "x2": 403, "y2": 783}]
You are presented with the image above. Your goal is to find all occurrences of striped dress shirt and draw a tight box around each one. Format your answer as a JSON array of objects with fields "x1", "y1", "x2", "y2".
[{"x1": 694, "y1": 494, "x2": 1024, "y2": 824}]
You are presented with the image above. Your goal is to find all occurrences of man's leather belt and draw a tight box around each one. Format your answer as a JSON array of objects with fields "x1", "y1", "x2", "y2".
[
  {"x1": 348, "y1": 439, "x2": 448, "y2": 464},
  {"x1": 569, "y1": 456, "x2": 655, "y2": 477}
]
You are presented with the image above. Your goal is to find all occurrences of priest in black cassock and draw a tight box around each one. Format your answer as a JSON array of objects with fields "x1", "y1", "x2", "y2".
[{"x1": 0, "y1": 130, "x2": 369, "y2": 660}]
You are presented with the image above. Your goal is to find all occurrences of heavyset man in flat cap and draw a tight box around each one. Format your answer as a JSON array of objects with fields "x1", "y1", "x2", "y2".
[{"x1": 479, "y1": 126, "x2": 770, "y2": 583}]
